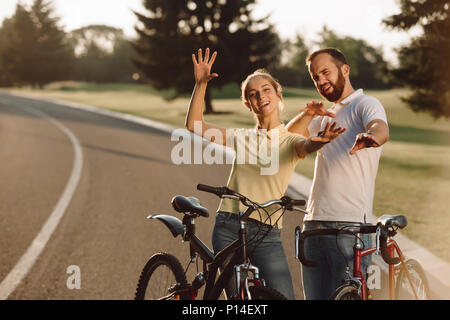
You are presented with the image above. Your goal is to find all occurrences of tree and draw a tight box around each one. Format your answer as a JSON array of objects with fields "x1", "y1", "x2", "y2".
[
  {"x1": 0, "y1": 4, "x2": 37, "y2": 87},
  {"x1": 0, "y1": 0, "x2": 73, "y2": 88},
  {"x1": 110, "y1": 38, "x2": 140, "y2": 83},
  {"x1": 289, "y1": 35, "x2": 313, "y2": 87},
  {"x1": 268, "y1": 34, "x2": 313, "y2": 88},
  {"x1": 317, "y1": 26, "x2": 391, "y2": 89},
  {"x1": 384, "y1": 0, "x2": 450, "y2": 119},
  {"x1": 133, "y1": 0, "x2": 280, "y2": 113},
  {"x1": 69, "y1": 25, "x2": 138, "y2": 82}
]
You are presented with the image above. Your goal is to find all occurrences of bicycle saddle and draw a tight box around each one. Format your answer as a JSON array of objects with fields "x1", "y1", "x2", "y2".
[
  {"x1": 377, "y1": 215, "x2": 408, "y2": 229},
  {"x1": 171, "y1": 195, "x2": 209, "y2": 217}
]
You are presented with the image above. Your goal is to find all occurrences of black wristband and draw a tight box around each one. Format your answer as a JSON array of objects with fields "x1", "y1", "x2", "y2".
[{"x1": 317, "y1": 130, "x2": 330, "y2": 144}]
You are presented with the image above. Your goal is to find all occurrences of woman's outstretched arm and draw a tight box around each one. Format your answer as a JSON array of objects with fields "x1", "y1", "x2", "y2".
[
  {"x1": 295, "y1": 121, "x2": 346, "y2": 157},
  {"x1": 185, "y1": 48, "x2": 228, "y2": 146}
]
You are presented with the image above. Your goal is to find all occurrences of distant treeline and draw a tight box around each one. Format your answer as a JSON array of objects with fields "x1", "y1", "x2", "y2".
[
  {"x1": 0, "y1": 1, "x2": 138, "y2": 88},
  {"x1": 0, "y1": 0, "x2": 392, "y2": 91},
  {"x1": 1, "y1": 0, "x2": 448, "y2": 118}
]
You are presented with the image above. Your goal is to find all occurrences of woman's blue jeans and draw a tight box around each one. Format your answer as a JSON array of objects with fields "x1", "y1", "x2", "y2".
[
  {"x1": 212, "y1": 212, "x2": 295, "y2": 300},
  {"x1": 301, "y1": 220, "x2": 373, "y2": 300}
]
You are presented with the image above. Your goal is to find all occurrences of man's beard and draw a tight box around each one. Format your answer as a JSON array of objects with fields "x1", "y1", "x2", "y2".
[{"x1": 319, "y1": 70, "x2": 346, "y2": 102}]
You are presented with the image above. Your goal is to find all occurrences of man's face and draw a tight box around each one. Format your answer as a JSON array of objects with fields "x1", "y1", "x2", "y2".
[{"x1": 308, "y1": 53, "x2": 346, "y2": 102}]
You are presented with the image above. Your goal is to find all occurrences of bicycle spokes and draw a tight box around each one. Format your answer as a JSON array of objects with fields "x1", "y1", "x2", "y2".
[
  {"x1": 147, "y1": 265, "x2": 179, "y2": 300},
  {"x1": 398, "y1": 264, "x2": 428, "y2": 299}
]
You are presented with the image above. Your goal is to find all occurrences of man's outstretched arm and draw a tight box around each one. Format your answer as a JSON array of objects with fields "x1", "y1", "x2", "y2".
[{"x1": 349, "y1": 119, "x2": 389, "y2": 155}]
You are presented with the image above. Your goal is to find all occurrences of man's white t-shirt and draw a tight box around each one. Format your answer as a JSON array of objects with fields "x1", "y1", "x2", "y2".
[{"x1": 305, "y1": 89, "x2": 388, "y2": 224}]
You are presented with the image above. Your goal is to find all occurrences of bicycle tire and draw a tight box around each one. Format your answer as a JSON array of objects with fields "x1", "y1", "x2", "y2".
[
  {"x1": 135, "y1": 252, "x2": 188, "y2": 300},
  {"x1": 395, "y1": 259, "x2": 430, "y2": 300},
  {"x1": 332, "y1": 284, "x2": 362, "y2": 300},
  {"x1": 248, "y1": 285, "x2": 287, "y2": 300}
]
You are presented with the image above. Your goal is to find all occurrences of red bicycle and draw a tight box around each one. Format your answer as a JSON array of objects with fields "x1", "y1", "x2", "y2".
[{"x1": 295, "y1": 215, "x2": 430, "y2": 300}]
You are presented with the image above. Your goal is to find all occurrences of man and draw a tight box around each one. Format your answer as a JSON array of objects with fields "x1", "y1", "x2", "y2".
[{"x1": 286, "y1": 48, "x2": 390, "y2": 300}]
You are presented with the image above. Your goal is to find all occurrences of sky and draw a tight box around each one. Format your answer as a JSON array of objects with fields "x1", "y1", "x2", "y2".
[{"x1": 0, "y1": 0, "x2": 422, "y2": 65}]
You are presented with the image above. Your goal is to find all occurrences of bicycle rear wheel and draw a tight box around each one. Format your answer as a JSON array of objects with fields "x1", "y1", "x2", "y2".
[
  {"x1": 395, "y1": 259, "x2": 430, "y2": 300},
  {"x1": 248, "y1": 285, "x2": 287, "y2": 300},
  {"x1": 135, "y1": 252, "x2": 188, "y2": 300},
  {"x1": 332, "y1": 284, "x2": 362, "y2": 300}
]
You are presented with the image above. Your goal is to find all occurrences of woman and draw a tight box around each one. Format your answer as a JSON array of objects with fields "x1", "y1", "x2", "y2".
[{"x1": 185, "y1": 48, "x2": 345, "y2": 300}]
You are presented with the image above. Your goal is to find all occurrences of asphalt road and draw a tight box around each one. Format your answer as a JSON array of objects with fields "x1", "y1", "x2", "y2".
[{"x1": 0, "y1": 92, "x2": 307, "y2": 300}]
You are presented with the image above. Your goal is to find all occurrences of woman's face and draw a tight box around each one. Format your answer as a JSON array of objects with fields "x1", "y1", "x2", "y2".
[{"x1": 245, "y1": 76, "x2": 281, "y2": 117}]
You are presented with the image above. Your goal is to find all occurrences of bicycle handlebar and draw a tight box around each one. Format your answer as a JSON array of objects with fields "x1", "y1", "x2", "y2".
[
  {"x1": 197, "y1": 184, "x2": 233, "y2": 198},
  {"x1": 284, "y1": 196, "x2": 307, "y2": 208},
  {"x1": 379, "y1": 228, "x2": 400, "y2": 265},
  {"x1": 197, "y1": 184, "x2": 306, "y2": 210},
  {"x1": 295, "y1": 224, "x2": 402, "y2": 267}
]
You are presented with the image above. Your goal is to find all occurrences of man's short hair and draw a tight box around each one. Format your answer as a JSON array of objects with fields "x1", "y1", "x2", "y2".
[{"x1": 306, "y1": 48, "x2": 348, "y2": 67}]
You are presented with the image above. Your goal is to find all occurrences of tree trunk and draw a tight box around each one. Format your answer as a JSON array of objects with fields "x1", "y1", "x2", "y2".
[{"x1": 204, "y1": 86, "x2": 214, "y2": 114}]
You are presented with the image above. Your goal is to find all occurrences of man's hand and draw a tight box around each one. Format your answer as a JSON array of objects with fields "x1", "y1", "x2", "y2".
[
  {"x1": 300, "y1": 100, "x2": 336, "y2": 118},
  {"x1": 349, "y1": 132, "x2": 381, "y2": 155}
]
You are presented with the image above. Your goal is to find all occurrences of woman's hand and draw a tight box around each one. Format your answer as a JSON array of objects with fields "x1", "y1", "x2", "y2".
[
  {"x1": 298, "y1": 121, "x2": 346, "y2": 155},
  {"x1": 311, "y1": 121, "x2": 346, "y2": 143},
  {"x1": 300, "y1": 100, "x2": 336, "y2": 118},
  {"x1": 192, "y1": 48, "x2": 218, "y2": 84}
]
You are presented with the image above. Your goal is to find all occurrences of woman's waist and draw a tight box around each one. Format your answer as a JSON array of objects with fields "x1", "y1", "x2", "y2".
[{"x1": 217, "y1": 211, "x2": 282, "y2": 229}]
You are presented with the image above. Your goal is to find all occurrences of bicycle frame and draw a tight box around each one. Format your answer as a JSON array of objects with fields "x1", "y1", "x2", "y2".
[
  {"x1": 354, "y1": 237, "x2": 420, "y2": 300},
  {"x1": 144, "y1": 185, "x2": 303, "y2": 300},
  {"x1": 183, "y1": 206, "x2": 263, "y2": 300}
]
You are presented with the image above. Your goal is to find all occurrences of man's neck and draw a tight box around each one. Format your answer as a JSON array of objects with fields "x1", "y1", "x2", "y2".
[{"x1": 334, "y1": 85, "x2": 355, "y2": 104}]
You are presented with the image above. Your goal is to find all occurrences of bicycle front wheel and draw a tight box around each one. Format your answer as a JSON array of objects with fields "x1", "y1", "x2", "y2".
[
  {"x1": 248, "y1": 286, "x2": 287, "y2": 300},
  {"x1": 395, "y1": 259, "x2": 430, "y2": 300},
  {"x1": 332, "y1": 284, "x2": 362, "y2": 300},
  {"x1": 135, "y1": 252, "x2": 188, "y2": 300}
]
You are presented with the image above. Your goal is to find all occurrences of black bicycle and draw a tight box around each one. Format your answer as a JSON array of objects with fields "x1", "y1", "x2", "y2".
[{"x1": 135, "y1": 184, "x2": 305, "y2": 300}]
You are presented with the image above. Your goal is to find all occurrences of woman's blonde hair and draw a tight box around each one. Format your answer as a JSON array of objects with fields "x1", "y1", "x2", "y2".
[{"x1": 240, "y1": 69, "x2": 284, "y2": 112}]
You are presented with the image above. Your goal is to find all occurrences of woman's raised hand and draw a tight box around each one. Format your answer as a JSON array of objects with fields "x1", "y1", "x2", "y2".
[{"x1": 192, "y1": 48, "x2": 218, "y2": 84}]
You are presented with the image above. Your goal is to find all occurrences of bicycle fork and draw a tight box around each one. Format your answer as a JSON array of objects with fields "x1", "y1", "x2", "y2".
[
  {"x1": 344, "y1": 231, "x2": 373, "y2": 300},
  {"x1": 235, "y1": 263, "x2": 265, "y2": 299},
  {"x1": 235, "y1": 215, "x2": 265, "y2": 300}
]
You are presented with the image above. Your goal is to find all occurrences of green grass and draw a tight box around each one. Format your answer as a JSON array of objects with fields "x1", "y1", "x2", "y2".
[{"x1": 6, "y1": 82, "x2": 450, "y2": 262}]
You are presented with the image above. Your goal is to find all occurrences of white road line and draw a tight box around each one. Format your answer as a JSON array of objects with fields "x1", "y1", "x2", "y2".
[{"x1": 0, "y1": 105, "x2": 83, "y2": 300}]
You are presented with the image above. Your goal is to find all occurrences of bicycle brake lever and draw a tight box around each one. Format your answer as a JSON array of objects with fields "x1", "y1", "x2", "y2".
[
  {"x1": 245, "y1": 277, "x2": 251, "y2": 300},
  {"x1": 375, "y1": 226, "x2": 381, "y2": 255},
  {"x1": 291, "y1": 207, "x2": 308, "y2": 214}
]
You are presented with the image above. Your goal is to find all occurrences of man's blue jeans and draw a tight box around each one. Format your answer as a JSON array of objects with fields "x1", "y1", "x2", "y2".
[
  {"x1": 301, "y1": 220, "x2": 372, "y2": 300},
  {"x1": 212, "y1": 212, "x2": 295, "y2": 300}
]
